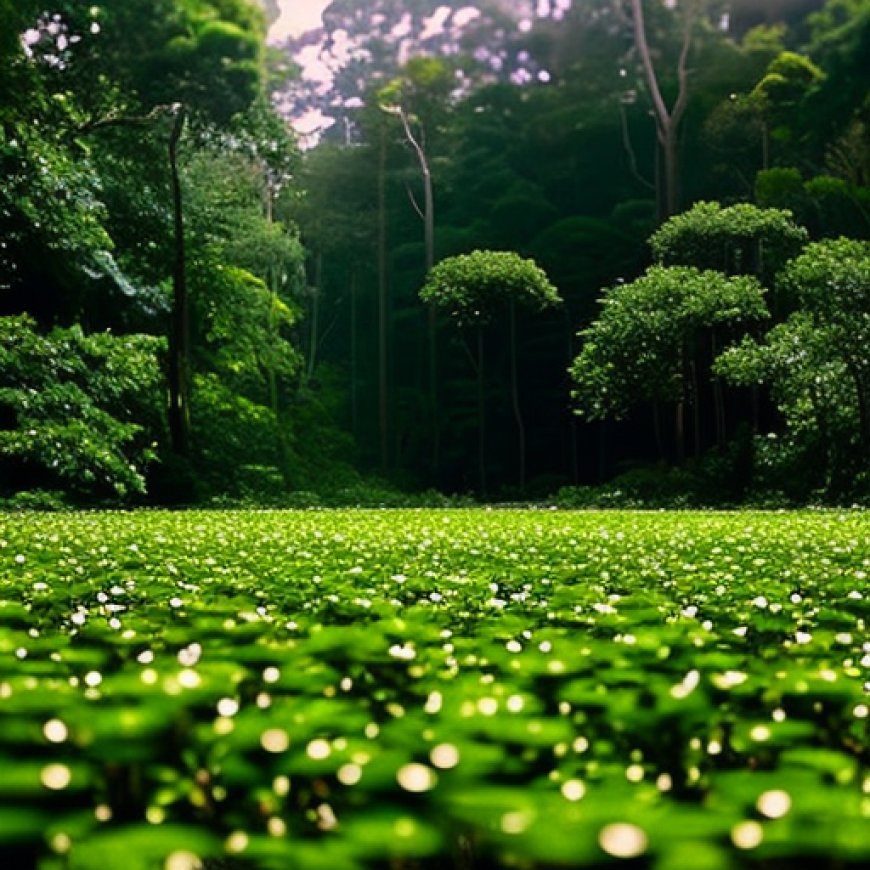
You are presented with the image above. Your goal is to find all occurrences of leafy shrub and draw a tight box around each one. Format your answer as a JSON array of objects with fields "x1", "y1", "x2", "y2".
[
  {"x1": 0, "y1": 488, "x2": 70, "y2": 511},
  {"x1": 320, "y1": 481, "x2": 474, "y2": 508},
  {"x1": 189, "y1": 372, "x2": 283, "y2": 496},
  {"x1": 0, "y1": 315, "x2": 164, "y2": 500},
  {"x1": 649, "y1": 201, "x2": 807, "y2": 290},
  {"x1": 554, "y1": 440, "x2": 758, "y2": 509}
]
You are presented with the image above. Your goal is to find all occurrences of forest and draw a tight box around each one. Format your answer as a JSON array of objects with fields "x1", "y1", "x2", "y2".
[
  {"x1": 2, "y1": 0, "x2": 869, "y2": 507},
  {"x1": 1, "y1": 5, "x2": 869, "y2": 867}
]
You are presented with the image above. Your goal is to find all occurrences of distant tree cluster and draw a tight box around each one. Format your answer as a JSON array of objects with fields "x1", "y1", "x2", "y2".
[{"x1": 286, "y1": 0, "x2": 869, "y2": 501}]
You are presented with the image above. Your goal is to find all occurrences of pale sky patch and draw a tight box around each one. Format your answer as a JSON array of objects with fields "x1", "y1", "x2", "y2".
[
  {"x1": 420, "y1": 6, "x2": 452, "y2": 41},
  {"x1": 296, "y1": 43, "x2": 334, "y2": 92},
  {"x1": 294, "y1": 107, "x2": 335, "y2": 136},
  {"x1": 454, "y1": 7, "x2": 483, "y2": 28},
  {"x1": 268, "y1": 0, "x2": 331, "y2": 43},
  {"x1": 391, "y1": 13, "x2": 414, "y2": 40}
]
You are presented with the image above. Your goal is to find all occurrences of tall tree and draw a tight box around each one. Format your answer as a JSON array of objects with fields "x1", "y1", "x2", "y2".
[
  {"x1": 421, "y1": 250, "x2": 561, "y2": 492},
  {"x1": 379, "y1": 56, "x2": 455, "y2": 475},
  {"x1": 715, "y1": 238, "x2": 870, "y2": 495},
  {"x1": 72, "y1": 0, "x2": 270, "y2": 457},
  {"x1": 627, "y1": 0, "x2": 699, "y2": 220},
  {"x1": 570, "y1": 265, "x2": 768, "y2": 462}
]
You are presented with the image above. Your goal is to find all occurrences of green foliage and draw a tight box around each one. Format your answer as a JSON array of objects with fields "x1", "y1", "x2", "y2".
[
  {"x1": 192, "y1": 263, "x2": 300, "y2": 400},
  {"x1": 420, "y1": 250, "x2": 562, "y2": 326},
  {"x1": 649, "y1": 201, "x2": 808, "y2": 285},
  {"x1": 555, "y1": 467, "x2": 702, "y2": 509},
  {"x1": 715, "y1": 238, "x2": 870, "y2": 496},
  {"x1": 755, "y1": 170, "x2": 870, "y2": 239},
  {"x1": 0, "y1": 43, "x2": 112, "y2": 303},
  {"x1": 189, "y1": 372, "x2": 282, "y2": 493},
  {"x1": 780, "y1": 236, "x2": 870, "y2": 324},
  {"x1": 77, "y1": 0, "x2": 266, "y2": 124},
  {"x1": 0, "y1": 315, "x2": 164, "y2": 499},
  {"x1": 805, "y1": 0, "x2": 870, "y2": 146},
  {"x1": 715, "y1": 318, "x2": 857, "y2": 493},
  {"x1": 279, "y1": 378, "x2": 359, "y2": 493},
  {"x1": 570, "y1": 266, "x2": 768, "y2": 420},
  {"x1": 528, "y1": 216, "x2": 643, "y2": 316},
  {"x1": 0, "y1": 0, "x2": 325, "y2": 506},
  {"x1": 752, "y1": 51, "x2": 825, "y2": 109},
  {"x1": 803, "y1": 175, "x2": 870, "y2": 238},
  {"x1": 0, "y1": 508, "x2": 868, "y2": 865},
  {"x1": 378, "y1": 55, "x2": 455, "y2": 121},
  {"x1": 779, "y1": 237, "x2": 870, "y2": 451},
  {"x1": 5, "y1": 0, "x2": 869, "y2": 501},
  {"x1": 555, "y1": 430, "x2": 757, "y2": 508},
  {"x1": 755, "y1": 167, "x2": 808, "y2": 213}
]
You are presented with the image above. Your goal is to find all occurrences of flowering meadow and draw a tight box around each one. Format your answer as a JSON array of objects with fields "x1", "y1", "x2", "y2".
[{"x1": 0, "y1": 509, "x2": 868, "y2": 868}]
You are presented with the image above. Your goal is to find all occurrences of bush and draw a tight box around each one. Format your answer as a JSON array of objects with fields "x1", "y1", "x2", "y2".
[
  {"x1": 0, "y1": 315, "x2": 164, "y2": 501},
  {"x1": 0, "y1": 489, "x2": 70, "y2": 512},
  {"x1": 189, "y1": 372, "x2": 283, "y2": 496}
]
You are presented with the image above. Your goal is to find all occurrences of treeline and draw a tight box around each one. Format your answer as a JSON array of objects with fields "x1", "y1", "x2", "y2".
[
  {"x1": 289, "y1": 0, "x2": 870, "y2": 503},
  {"x1": 1, "y1": 0, "x2": 868, "y2": 507}
]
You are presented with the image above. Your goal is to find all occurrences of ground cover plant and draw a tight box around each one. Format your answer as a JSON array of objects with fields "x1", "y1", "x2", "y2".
[{"x1": 0, "y1": 508, "x2": 868, "y2": 869}]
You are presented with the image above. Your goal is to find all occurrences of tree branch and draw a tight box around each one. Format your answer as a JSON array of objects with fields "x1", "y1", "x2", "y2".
[
  {"x1": 77, "y1": 104, "x2": 172, "y2": 135},
  {"x1": 405, "y1": 183, "x2": 426, "y2": 221},
  {"x1": 618, "y1": 101, "x2": 655, "y2": 190},
  {"x1": 629, "y1": 0, "x2": 670, "y2": 139}
]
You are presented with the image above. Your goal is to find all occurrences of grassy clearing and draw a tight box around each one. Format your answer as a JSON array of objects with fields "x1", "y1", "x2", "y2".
[{"x1": 0, "y1": 508, "x2": 868, "y2": 869}]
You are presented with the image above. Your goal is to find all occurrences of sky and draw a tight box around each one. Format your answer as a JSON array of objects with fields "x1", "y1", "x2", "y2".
[
  {"x1": 267, "y1": 0, "x2": 335, "y2": 142},
  {"x1": 268, "y1": 0, "x2": 332, "y2": 42}
]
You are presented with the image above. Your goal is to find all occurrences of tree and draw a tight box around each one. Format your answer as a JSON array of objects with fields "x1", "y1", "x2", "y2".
[
  {"x1": 421, "y1": 250, "x2": 561, "y2": 492},
  {"x1": 0, "y1": 4, "x2": 114, "y2": 319},
  {"x1": 649, "y1": 201, "x2": 808, "y2": 297},
  {"x1": 805, "y1": 0, "x2": 870, "y2": 157},
  {"x1": 69, "y1": 0, "x2": 271, "y2": 459},
  {"x1": 378, "y1": 57, "x2": 454, "y2": 274},
  {"x1": 570, "y1": 265, "x2": 768, "y2": 463},
  {"x1": 1, "y1": 0, "x2": 316, "y2": 503},
  {"x1": 379, "y1": 57, "x2": 455, "y2": 476},
  {"x1": 779, "y1": 238, "x2": 870, "y2": 450},
  {"x1": 714, "y1": 235, "x2": 870, "y2": 497},
  {"x1": 750, "y1": 50, "x2": 825, "y2": 165}
]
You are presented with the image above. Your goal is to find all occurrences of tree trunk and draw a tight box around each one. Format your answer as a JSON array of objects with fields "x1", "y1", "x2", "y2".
[
  {"x1": 689, "y1": 358, "x2": 701, "y2": 459},
  {"x1": 630, "y1": 0, "x2": 694, "y2": 221},
  {"x1": 477, "y1": 325, "x2": 487, "y2": 497},
  {"x1": 350, "y1": 270, "x2": 359, "y2": 441},
  {"x1": 508, "y1": 301, "x2": 526, "y2": 490},
  {"x1": 305, "y1": 252, "x2": 322, "y2": 383},
  {"x1": 167, "y1": 105, "x2": 190, "y2": 457},
  {"x1": 662, "y1": 127, "x2": 681, "y2": 222},
  {"x1": 712, "y1": 330, "x2": 727, "y2": 448},
  {"x1": 652, "y1": 401, "x2": 665, "y2": 462},
  {"x1": 845, "y1": 357, "x2": 870, "y2": 459},
  {"x1": 397, "y1": 108, "x2": 439, "y2": 478},
  {"x1": 675, "y1": 340, "x2": 688, "y2": 463},
  {"x1": 377, "y1": 130, "x2": 389, "y2": 470},
  {"x1": 598, "y1": 419, "x2": 608, "y2": 484},
  {"x1": 675, "y1": 400, "x2": 686, "y2": 465}
]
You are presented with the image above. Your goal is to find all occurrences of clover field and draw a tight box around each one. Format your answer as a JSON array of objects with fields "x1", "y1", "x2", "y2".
[{"x1": 0, "y1": 508, "x2": 868, "y2": 869}]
